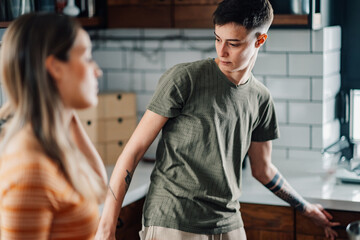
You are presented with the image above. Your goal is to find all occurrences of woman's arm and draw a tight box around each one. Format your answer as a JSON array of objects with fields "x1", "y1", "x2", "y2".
[
  {"x1": 95, "y1": 110, "x2": 168, "y2": 240},
  {"x1": 70, "y1": 111, "x2": 108, "y2": 184}
]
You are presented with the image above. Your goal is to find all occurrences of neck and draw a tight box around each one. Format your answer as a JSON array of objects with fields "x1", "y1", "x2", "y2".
[{"x1": 62, "y1": 107, "x2": 74, "y2": 128}]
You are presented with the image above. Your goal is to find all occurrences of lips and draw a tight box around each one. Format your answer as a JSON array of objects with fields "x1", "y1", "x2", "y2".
[{"x1": 220, "y1": 60, "x2": 231, "y2": 65}]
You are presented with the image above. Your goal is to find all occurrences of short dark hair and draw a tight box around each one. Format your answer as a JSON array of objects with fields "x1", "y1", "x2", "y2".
[{"x1": 213, "y1": 0, "x2": 274, "y2": 30}]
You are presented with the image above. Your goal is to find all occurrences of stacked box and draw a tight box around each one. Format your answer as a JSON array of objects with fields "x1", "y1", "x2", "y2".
[{"x1": 77, "y1": 92, "x2": 137, "y2": 165}]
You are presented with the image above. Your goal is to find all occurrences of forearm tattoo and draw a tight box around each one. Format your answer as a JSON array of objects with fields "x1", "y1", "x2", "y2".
[
  {"x1": 125, "y1": 170, "x2": 133, "y2": 192},
  {"x1": 264, "y1": 172, "x2": 307, "y2": 213}
]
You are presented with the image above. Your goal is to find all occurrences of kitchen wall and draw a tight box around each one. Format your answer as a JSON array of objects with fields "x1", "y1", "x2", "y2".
[
  {"x1": 0, "y1": 26, "x2": 342, "y2": 160},
  {"x1": 89, "y1": 26, "x2": 342, "y2": 160}
]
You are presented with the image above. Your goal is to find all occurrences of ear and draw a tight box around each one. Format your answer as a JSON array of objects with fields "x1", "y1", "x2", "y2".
[
  {"x1": 255, "y1": 33, "x2": 268, "y2": 48},
  {"x1": 45, "y1": 55, "x2": 64, "y2": 82}
]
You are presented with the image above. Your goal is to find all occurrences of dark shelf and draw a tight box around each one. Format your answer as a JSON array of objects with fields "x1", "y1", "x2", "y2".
[
  {"x1": 0, "y1": 17, "x2": 102, "y2": 29},
  {"x1": 273, "y1": 14, "x2": 309, "y2": 26}
]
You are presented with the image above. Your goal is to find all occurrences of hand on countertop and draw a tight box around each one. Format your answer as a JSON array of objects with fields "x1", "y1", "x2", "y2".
[{"x1": 303, "y1": 203, "x2": 341, "y2": 240}]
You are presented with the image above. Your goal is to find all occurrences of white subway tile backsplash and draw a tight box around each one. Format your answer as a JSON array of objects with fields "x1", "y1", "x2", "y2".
[
  {"x1": 162, "y1": 40, "x2": 184, "y2": 49},
  {"x1": 289, "y1": 53, "x2": 323, "y2": 76},
  {"x1": 312, "y1": 26, "x2": 341, "y2": 52},
  {"x1": 107, "y1": 72, "x2": 132, "y2": 91},
  {"x1": 202, "y1": 51, "x2": 217, "y2": 60},
  {"x1": 324, "y1": 51, "x2": 341, "y2": 76},
  {"x1": 312, "y1": 120, "x2": 340, "y2": 149},
  {"x1": 311, "y1": 78, "x2": 323, "y2": 101},
  {"x1": 289, "y1": 102, "x2": 322, "y2": 124},
  {"x1": 323, "y1": 74, "x2": 341, "y2": 100},
  {"x1": 273, "y1": 125, "x2": 310, "y2": 148},
  {"x1": 252, "y1": 53, "x2": 287, "y2": 75},
  {"x1": 144, "y1": 72, "x2": 162, "y2": 92},
  {"x1": 164, "y1": 51, "x2": 202, "y2": 70},
  {"x1": 144, "y1": 40, "x2": 163, "y2": 49},
  {"x1": 266, "y1": 29, "x2": 311, "y2": 52},
  {"x1": 323, "y1": 98, "x2": 336, "y2": 124},
  {"x1": 132, "y1": 73, "x2": 145, "y2": 92},
  {"x1": 323, "y1": 119, "x2": 340, "y2": 148},
  {"x1": 105, "y1": 40, "x2": 135, "y2": 49},
  {"x1": 324, "y1": 26, "x2": 342, "y2": 52},
  {"x1": 272, "y1": 148, "x2": 288, "y2": 159},
  {"x1": 128, "y1": 51, "x2": 163, "y2": 70},
  {"x1": 288, "y1": 149, "x2": 322, "y2": 160},
  {"x1": 183, "y1": 29, "x2": 214, "y2": 38},
  {"x1": 312, "y1": 29, "x2": 324, "y2": 53},
  {"x1": 312, "y1": 126, "x2": 323, "y2": 149},
  {"x1": 93, "y1": 50, "x2": 124, "y2": 69},
  {"x1": 137, "y1": 93, "x2": 154, "y2": 112},
  {"x1": 266, "y1": 77, "x2": 310, "y2": 100},
  {"x1": 104, "y1": 29, "x2": 142, "y2": 37},
  {"x1": 144, "y1": 29, "x2": 181, "y2": 37},
  {"x1": 183, "y1": 40, "x2": 215, "y2": 52},
  {"x1": 273, "y1": 101, "x2": 287, "y2": 123}
]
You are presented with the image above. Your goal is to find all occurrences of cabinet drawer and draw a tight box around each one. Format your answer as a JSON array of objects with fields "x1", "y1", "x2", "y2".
[
  {"x1": 81, "y1": 119, "x2": 102, "y2": 143},
  {"x1": 103, "y1": 93, "x2": 136, "y2": 118},
  {"x1": 105, "y1": 140, "x2": 129, "y2": 165},
  {"x1": 103, "y1": 117, "x2": 137, "y2": 142},
  {"x1": 296, "y1": 209, "x2": 360, "y2": 239},
  {"x1": 241, "y1": 203, "x2": 294, "y2": 232}
]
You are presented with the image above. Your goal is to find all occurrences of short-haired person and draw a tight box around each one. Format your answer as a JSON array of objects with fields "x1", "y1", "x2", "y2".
[
  {"x1": 96, "y1": 0, "x2": 340, "y2": 239},
  {"x1": 0, "y1": 13, "x2": 107, "y2": 239}
]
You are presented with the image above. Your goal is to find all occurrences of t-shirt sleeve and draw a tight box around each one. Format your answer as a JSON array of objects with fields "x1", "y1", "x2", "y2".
[
  {"x1": 251, "y1": 95, "x2": 280, "y2": 142},
  {"x1": 0, "y1": 165, "x2": 54, "y2": 240},
  {"x1": 147, "y1": 65, "x2": 190, "y2": 118}
]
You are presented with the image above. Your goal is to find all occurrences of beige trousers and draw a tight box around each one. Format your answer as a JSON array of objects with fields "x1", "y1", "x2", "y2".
[{"x1": 139, "y1": 226, "x2": 247, "y2": 240}]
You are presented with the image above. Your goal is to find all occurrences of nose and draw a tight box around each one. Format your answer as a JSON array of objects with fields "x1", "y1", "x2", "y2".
[
  {"x1": 218, "y1": 42, "x2": 228, "y2": 57},
  {"x1": 94, "y1": 63, "x2": 103, "y2": 79}
]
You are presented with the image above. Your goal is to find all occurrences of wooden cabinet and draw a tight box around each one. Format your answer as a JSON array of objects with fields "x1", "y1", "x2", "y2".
[
  {"x1": 242, "y1": 202, "x2": 360, "y2": 240},
  {"x1": 77, "y1": 92, "x2": 137, "y2": 165},
  {"x1": 241, "y1": 203, "x2": 295, "y2": 240},
  {"x1": 107, "y1": 0, "x2": 223, "y2": 28},
  {"x1": 296, "y1": 209, "x2": 360, "y2": 240},
  {"x1": 107, "y1": 0, "x2": 332, "y2": 29},
  {"x1": 107, "y1": 0, "x2": 172, "y2": 28},
  {"x1": 115, "y1": 197, "x2": 145, "y2": 240},
  {"x1": 173, "y1": 0, "x2": 221, "y2": 28}
]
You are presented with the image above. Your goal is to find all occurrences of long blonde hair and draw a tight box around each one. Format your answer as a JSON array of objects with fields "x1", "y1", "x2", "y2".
[{"x1": 0, "y1": 13, "x2": 106, "y2": 202}]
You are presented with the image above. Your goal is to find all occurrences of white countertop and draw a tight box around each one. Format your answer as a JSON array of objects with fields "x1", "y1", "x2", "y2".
[{"x1": 102, "y1": 158, "x2": 360, "y2": 212}]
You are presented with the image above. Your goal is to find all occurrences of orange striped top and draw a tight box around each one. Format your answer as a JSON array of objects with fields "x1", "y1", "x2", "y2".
[{"x1": 0, "y1": 151, "x2": 99, "y2": 240}]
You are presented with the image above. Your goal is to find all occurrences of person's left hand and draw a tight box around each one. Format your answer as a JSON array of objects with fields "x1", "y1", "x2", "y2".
[{"x1": 303, "y1": 203, "x2": 340, "y2": 240}]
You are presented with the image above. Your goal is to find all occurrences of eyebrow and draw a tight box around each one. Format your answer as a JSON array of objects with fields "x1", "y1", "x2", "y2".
[{"x1": 214, "y1": 32, "x2": 241, "y2": 42}]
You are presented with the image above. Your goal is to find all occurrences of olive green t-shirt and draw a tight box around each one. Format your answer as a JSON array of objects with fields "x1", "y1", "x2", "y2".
[{"x1": 143, "y1": 58, "x2": 279, "y2": 234}]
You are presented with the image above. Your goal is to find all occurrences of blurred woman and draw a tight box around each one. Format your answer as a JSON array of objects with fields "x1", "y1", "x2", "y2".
[{"x1": 0, "y1": 13, "x2": 107, "y2": 239}]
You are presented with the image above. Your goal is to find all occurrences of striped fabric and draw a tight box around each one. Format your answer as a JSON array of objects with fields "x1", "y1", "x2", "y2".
[{"x1": 0, "y1": 152, "x2": 99, "y2": 240}]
